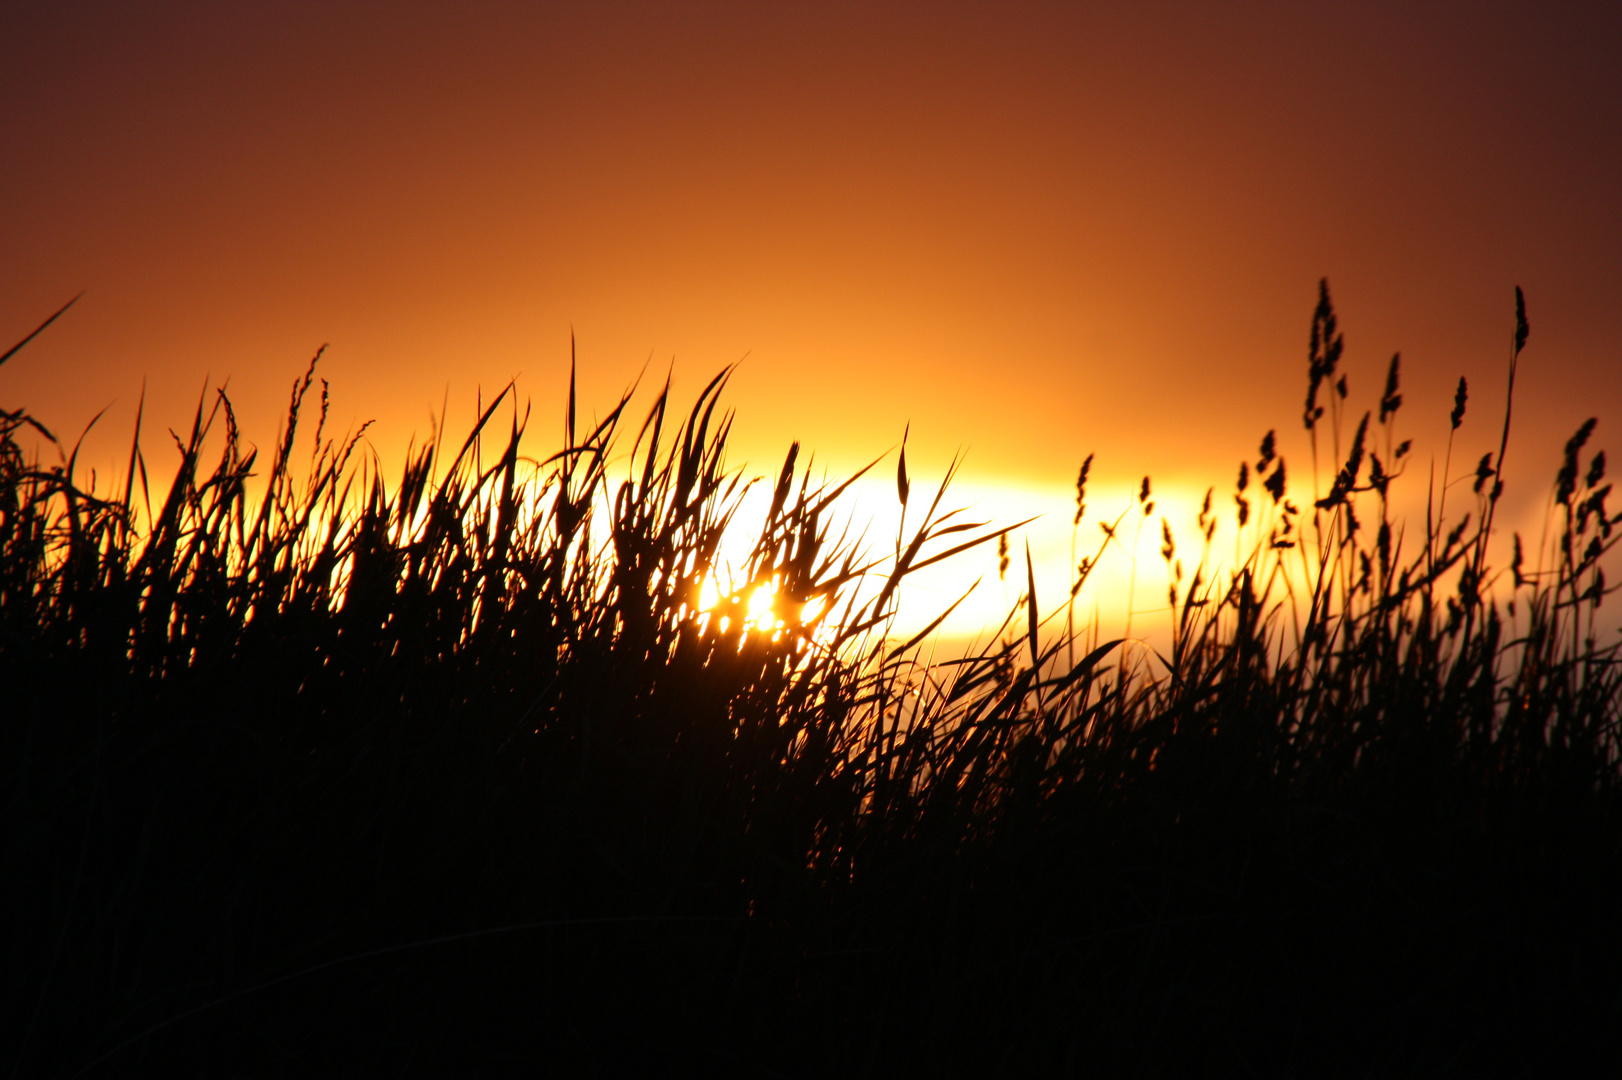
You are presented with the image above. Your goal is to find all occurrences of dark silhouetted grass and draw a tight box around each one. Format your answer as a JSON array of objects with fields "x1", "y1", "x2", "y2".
[{"x1": 4, "y1": 285, "x2": 1621, "y2": 1077}]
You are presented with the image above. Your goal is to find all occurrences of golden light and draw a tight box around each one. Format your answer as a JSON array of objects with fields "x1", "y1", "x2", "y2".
[
  {"x1": 746, "y1": 576, "x2": 781, "y2": 631},
  {"x1": 697, "y1": 575, "x2": 723, "y2": 613},
  {"x1": 817, "y1": 473, "x2": 1228, "y2": 650}
]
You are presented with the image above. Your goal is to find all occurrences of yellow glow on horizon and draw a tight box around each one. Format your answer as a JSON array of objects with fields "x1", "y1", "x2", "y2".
[{"x1": 680, "y1": 465, "x2": 1245, "y2": 650}]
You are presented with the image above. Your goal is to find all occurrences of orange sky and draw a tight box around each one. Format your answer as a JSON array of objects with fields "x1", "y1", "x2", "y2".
[{"x1": 4, "y1": 1, "x2": 1620, "y2": 635}]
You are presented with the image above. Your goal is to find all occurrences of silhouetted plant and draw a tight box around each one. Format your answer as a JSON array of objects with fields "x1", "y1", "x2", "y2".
[{"x1": 4, "y1": 284, "x2": 1620, "y2": 1077}]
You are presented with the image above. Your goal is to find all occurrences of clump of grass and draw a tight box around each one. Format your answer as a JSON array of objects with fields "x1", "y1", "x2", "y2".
[{"x1": 4, "y1": 284, "x2": 1622, "y2": 1077}]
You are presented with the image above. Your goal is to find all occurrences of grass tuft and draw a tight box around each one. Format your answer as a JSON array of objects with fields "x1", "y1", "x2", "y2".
[{"x1": 5, "y1": 285, "x2": 1622, "y2": 1076}]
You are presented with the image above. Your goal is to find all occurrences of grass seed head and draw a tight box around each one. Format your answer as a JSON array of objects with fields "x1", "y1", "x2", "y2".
[
  {"x1": 1380, "y1": 352, "x2": 1403, "y2": 423},
  {"x1": 1515, "y1": 285, "x2": 1530, "y2": 356}
]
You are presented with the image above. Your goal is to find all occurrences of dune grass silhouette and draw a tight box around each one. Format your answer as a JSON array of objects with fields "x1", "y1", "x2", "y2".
[{"x1": 4, "y1": 284, "x2": 1620, "y2": 1076}]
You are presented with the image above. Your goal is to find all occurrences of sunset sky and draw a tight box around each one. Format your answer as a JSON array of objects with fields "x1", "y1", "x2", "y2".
[{"x1": 4, "y1": 1, "x2": 1619, "y2": 637}]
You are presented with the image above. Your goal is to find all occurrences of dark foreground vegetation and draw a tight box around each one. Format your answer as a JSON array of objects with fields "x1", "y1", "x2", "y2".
[{"x1": 5, "y1": 286, "x2": 1621, "y2": 1077}]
